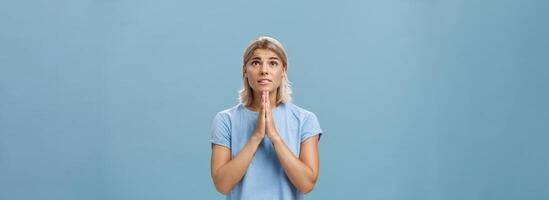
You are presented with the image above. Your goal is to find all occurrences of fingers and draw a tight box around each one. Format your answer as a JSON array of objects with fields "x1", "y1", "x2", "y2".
[
  {"x1": 262, "y1": 93, "x2": 265, "y2": 108},
  {"x1": 255, "y1": 91, "x2": 268, "y2": 138},
  {"x1": 266, "y1": 91, "x2": 270, "y2": 112},
  {"x1": 261, "y1": 91, "x2": 266, "y2": 118},
  {"x1": 264, "y1": 91, "x2": 277, "y2": 138},
  {"x1": 263, "y1": 91, "x2": 268, "y2": 117}
]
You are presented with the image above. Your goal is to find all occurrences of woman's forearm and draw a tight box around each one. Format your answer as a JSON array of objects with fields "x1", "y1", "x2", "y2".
[
  {"x1": 213, "y1": 134, "x2": 263, "y2": 194},
  {"x1": 271, "y1": 136, "x2": 317, "y2": 194}
]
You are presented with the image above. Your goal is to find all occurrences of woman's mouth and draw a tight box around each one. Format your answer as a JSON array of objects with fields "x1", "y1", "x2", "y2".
[{"x1": 258, "y1": 79, "x2": 272, "y2": 85}]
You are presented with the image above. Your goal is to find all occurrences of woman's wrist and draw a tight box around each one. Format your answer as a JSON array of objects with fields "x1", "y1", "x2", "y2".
[
  {"x1": 251, "y1": 133, "x2": 264, "y2": 141},
  {"x1": 269, "y1": 134, "x2": 282, "y2": 144}
]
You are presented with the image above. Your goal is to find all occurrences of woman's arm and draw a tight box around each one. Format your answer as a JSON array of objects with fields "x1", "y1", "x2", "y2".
[
  {"x1": 262, "y1": 91, "x2": 320, "y2": 194},
  {"x1": 270, "y1": 135, "x2": 320, "y2": 194},
  {"x1": 210, "y1": 135, "x2": 263, "y2": 195},
  {"x1": 210, "y1": 95, "x2": 268, "y2": 195}
]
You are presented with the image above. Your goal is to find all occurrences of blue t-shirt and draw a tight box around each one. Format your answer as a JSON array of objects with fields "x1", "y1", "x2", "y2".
[{"x1": 210, "y1": 102, "x2": 323, "y2": 200}]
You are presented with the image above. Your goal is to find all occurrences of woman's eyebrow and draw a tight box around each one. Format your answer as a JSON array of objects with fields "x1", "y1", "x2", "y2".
[{"x1": 269, "y1": 57, "x2": 279, "y2": 60}]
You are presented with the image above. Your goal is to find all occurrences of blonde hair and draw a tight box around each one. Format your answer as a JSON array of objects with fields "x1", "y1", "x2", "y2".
[{"x1": 239, "y1": 36, "x2": 292, "y2": 106}]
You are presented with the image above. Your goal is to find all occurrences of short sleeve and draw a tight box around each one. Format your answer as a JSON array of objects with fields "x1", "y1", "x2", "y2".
[
  {"x1": 300, "y1": 112, "x2": 323, "y2": 143},
  {"x1": 210, "y1": 112, "x2": 231, "y2": 148}
]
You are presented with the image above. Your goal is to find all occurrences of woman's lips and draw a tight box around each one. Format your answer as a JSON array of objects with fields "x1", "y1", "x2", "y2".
[{"x1": 258, "y1": 79, "x2": 272, "y2": 85}]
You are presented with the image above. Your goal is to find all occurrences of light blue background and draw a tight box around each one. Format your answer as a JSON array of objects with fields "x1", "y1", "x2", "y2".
[{"x1": 1, "y1": 0, "x2": 548, "y2": 199}]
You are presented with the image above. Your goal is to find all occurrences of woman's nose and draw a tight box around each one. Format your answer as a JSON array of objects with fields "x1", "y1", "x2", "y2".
[{"x1": 260, "y1": 64, "x2": 269, "y2": 74}]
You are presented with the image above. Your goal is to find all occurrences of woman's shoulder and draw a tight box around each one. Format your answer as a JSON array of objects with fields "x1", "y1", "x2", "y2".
[
  {"x1": 283, "y1": 102, "x2": 317, "y2": 119},
  {"x1": 213, "y1": 104, "x2": 241, "y2": 118}
]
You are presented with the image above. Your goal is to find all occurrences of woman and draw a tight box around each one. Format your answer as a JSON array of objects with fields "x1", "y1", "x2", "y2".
[{"x1": 210, "y1": 36, "x2": 323, "y2": 200}]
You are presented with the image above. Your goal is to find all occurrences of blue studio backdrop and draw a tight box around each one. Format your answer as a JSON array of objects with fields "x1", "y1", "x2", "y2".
[{"x1": 1, "y1": 0, "x2": 548, "y2": 199}]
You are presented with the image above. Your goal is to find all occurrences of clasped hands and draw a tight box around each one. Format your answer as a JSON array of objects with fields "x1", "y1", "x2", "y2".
[{"x1": 253, "y1": 91, "x2": 281, "y2": 143}]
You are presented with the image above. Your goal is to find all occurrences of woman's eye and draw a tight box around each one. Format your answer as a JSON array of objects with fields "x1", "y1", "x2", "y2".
[
  {"x1": 270, "y1": 61, "x2": 278, "y2": 67},
  {"x1": 251, "y1": 61, "x2": 260, "y2": 66}
]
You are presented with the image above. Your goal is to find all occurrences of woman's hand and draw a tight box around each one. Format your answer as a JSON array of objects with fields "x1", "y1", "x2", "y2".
[
  {"x1": 253, "y1": 91, "x2": 281, "y2": 142},
  {"x1": 264, "y1": 91, "x2": 281, "y2": 142},
  {"x1": 252, "y1": 91, "x2": 268, "y2": 139}
]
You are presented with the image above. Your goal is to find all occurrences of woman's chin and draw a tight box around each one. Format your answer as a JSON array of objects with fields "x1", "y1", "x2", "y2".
[{"x1": 253, "y1": 86, "x2": 275, "y2": 93}]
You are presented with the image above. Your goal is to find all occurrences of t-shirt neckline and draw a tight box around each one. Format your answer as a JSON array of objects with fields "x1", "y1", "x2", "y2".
[{"x1": 241, "y1": 103, "x2": 285, "y2": 115}]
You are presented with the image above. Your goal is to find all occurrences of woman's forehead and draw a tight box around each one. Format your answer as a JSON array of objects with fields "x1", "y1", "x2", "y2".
[{"x1": 251, "y1": 49, "x2": 280, "y2": 59}]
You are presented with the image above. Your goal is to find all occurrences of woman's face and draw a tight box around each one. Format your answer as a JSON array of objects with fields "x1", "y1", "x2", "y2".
[{"x1": 244, "y1": 49, "x2": 286, "y2": 93}]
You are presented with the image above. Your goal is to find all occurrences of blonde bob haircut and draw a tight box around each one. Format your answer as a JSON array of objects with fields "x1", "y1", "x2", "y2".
[{"x1": 239, "y1": 36, "x2": 292, "y2": 106}]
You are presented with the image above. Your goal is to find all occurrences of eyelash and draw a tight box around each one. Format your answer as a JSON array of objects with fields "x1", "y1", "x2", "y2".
[{"x1": 250, "y1": 61, "x2": 278, "y2": 67}]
